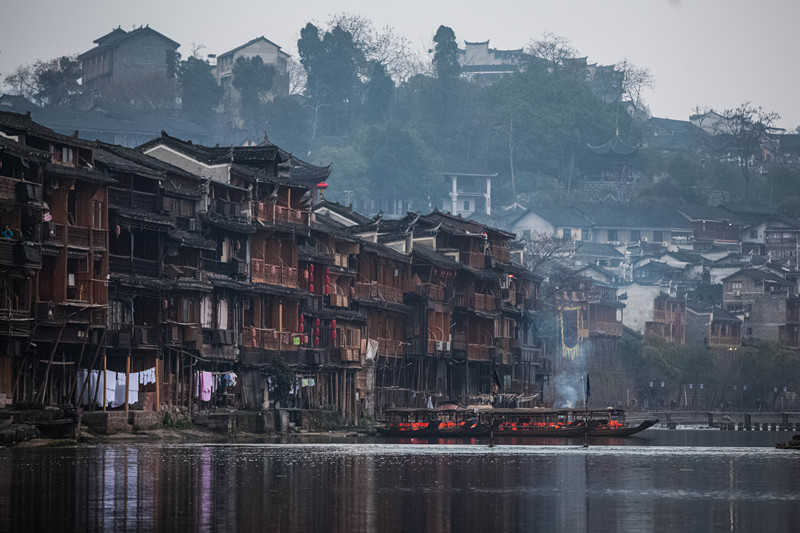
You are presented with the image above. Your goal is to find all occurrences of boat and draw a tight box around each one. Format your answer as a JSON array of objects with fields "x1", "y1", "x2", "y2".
[
  {"x1": 776, "y1": 434, "x2": 800, "y2": 450},
  {"x1": 376, "y1": 408, "x2": 440, "y2": 437},
  {"x1": 487, "y1": 408, "x2": 600, "y2": 438},
  {"x1": 434, "y1": 405, "x2": 490, "y2": 437},
  {"x1": 585, "y1": 408, "x2": 659, "y2": 437}
]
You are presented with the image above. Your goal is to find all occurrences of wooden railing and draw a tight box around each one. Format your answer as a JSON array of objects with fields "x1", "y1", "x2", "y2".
[
  {"x1": 251, "y1": 260, "x2": 298, "y2": 287},
  {"x1": 353, "y1": 282, "x2": 403, "y2": 303},
  {"x1": 91, "y1": 229, "x2": 107, "y2": 250},
  {"x1": 462, "y1": 251, "x2": 486, "y2": 268},
  {"x1": 67, "y1": 226, "x2": 90, "y2": 248},
  {"x1": 0, "y1": 308, "x2": 33, "y2": 336},
  {"x1": 0, "y1": 175, "x2": 16, "y2": 200},
  {"x1": 109, "y1": 254, "x2": 131, "y2": 273},
  {"x1": 243, "y1": 327, "x2": 301, "y2": 351},
  {"x1": 255, "y1": 202, "x2": 310, "y2": 226},
  {"x1": 466, "y1": 344, "x2": 490, "y2": 361},
  {"x1": 44, "y1": 223, "x2": 65, "y2": 245},
  {"x1": 132, "y1": 257, "x2": 159, "y2": 278},
  {"x1": 490, "y1": 244, "x2": 511, "y2": 263},
  {"x1": 709, "y1": 336, "x2": 742, "y2": 348},
  {"x1": 378, "y1": 338, "x2": 404, "y2": 356},
  {"x1": 590, "y1": 321, "x2": 623, "y2": 337},
  {"x1": 416, "y1": 283, "x2": 445, "y2": 301}
]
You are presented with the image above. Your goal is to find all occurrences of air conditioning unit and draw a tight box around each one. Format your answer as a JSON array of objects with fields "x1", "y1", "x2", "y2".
[
  {"x1": 443, "y1": 341, "x2": 451, "y2": 351},
  {"x1": 734, "y1": 291, "x2": 741, "y2": 297},
  {"x1": 188, "y1": 219, "x2": 196, "y2": 231},
  {"x1": 435, "y1": 341, "x2": 444, "y2": 351}
]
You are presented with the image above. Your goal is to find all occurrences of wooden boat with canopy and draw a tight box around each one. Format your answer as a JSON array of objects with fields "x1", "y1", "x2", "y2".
[
  {"x1": 585, "y1": 408, "x2": 659, "y2": 437},
  {"x1": 376, "y1": 408, "x2": 440, "y2": 437}
]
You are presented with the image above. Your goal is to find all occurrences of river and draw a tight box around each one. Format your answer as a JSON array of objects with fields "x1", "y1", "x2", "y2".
[{"x1": 1, "y1": 429, "x2": 798, "y2": 532}]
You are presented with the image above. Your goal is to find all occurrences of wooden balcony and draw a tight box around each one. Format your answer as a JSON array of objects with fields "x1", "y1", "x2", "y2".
[
  {"x1": 109, "y1": 187, "x2": 158, "y2": 211},
  {"x1": 0, "y1": 175, "x2": 42, "y2": 203},
  {"x1": 378, "y1": 338, "x2": 404, "y2": 356},
  {"x1": 415, "y1": 283, "x2": 445, "y2": 301},
  {"x1": 709, "y1": 336, "x2": 742, "y2": 349},
  {"x1": 44, "y1": 223, "x2": 65, "y2": 245},
  {"x1": 328, "y1": 293, "x2": 350, "y2": 308},
  {"x1": 466, "y1": 344, "x2": 490, "y2": 361},
  {"x1": 132, "y1": 257, "x2": 159, "y2": 278},
  {"x1": 590, "y1": 321, "x2": 622, "y2": 337},
  {"x1": 353, "y1": 282, "x2": 403, "y2": 304},
  {"x1": 0, "y1": 308, "x2": 33, "y2": 337},
  {"x1": 91, "y1": 229, "x2": 107, "y2": 250},
  {"x1": 67, "y1": 226, "x2": 90, "y2": 248},
  {"x1": 462, "y1": 251, "x2": 486, "y2": 268},
  {"x1": 251, "y1": 259, "x2": 298, "y2": 287},
  {"x1": 490, "y1": 244, "x2": 511, "y2": 263},
  {"x1": 455, "y1": 292, "x2": 496, "y2": 311},
  {"x1": 255, "y1": 202, "x2": 310, "y2": 226},
  {"x1": 36, "y1": 303, "x2": 106, "y2": 326},
  {"x1": 209, "y1": 197, "x2": 248, "y2": 218},
  {"x1": 243, "y1": 327, "x2": 301, "y2": 351}
]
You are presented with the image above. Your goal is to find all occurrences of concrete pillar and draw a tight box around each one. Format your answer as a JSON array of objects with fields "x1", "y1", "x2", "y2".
[
  {"x1": 744, "y1": 413, "x2": 751, "y2": 430},
  {"x1": 707, "y1": 413, "x2": 714, "y2": 427}
]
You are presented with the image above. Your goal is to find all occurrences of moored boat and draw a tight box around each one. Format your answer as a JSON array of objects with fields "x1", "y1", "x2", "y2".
[
  {"x1": 585, "y1": 408, "x2": 659, "y2": 437},
  {"x1": 776, "y1": 434, "x2": 800, "y2": 450},
  {"x1": 487, "y1": 408, "x2": 599, "y2": 437},
  {"x1": 376, "y1": 408, "x2": 440, "y2": 437}
]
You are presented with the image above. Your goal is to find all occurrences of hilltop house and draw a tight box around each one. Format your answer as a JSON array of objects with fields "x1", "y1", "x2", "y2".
[{"x1": 79, "y1": 26, "x2": 180, "y2": 103}]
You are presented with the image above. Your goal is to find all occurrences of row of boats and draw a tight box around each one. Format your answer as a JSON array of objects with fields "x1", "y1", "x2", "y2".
[{"x1": 377, "y1": 406, "x2": 659, "y2": 438}]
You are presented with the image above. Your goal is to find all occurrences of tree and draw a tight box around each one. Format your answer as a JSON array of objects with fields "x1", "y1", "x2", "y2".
[
  {"x1": 719, "y1": 102, "x2": 780, "y2": 198},
  {"x1": 232, "y1": 55, "x2": 276, "y2": 131},
  {"x1": 525, "y1": 32, "x2": 577, "y2": 74},
  {"x1": 432, "y1": 25, "x2": 460, "y2": 79},
  {"x1": 363, "y1": 61, "x2": 394, "y2": 122},
  {"x1": 5, "y1": 56, "x2": 83, "y2": 107},
  {"x1": 297, "y1": 23, "x2": 363, "y2": 136},
  {"x1": 178, "y1": 56, "x2": 223, "y2": 126},
  {"x1": 3, "y1": 64, "x2": 37, "y2": 101},
  {"x1": 328, "y1": 12, "x2": 424, "y2": 83}
]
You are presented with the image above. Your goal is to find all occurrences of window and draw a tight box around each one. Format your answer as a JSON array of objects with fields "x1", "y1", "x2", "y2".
[
  {"x1": 750, "y1": 229, "x2": 758, "y2": 239},
  {"x1": 731, "y1": 281, "x2": 742, "y2": 291},
  {"x1": 463, "y1": 200, "x2": 471, "y2": 211},
  {"x1": 653, "y1": 231, "x2": 663, "y2": 243},
  {"x1": 629, "y1": 230, "x2": 641, "y2": 243},
  {"x1": 581, "y1": 229, "x2": 590, "y2": 241},
  {"x1": 607, "y1": 229, "x2": 618, "y2": 242}
]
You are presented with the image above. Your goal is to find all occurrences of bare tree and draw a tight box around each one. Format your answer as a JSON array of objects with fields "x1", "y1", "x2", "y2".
[
  {"x1": 525, "y1": 32, "x2": 577, "y2": 73},
  {"x1": 329, "y1": 12, "x2": 426, "y2": 83},
  {"x1": 720, "y1": 102, "x2": 780, "y2": 198},
  {"x1": 3, "y1": 64, "x2": 37, "y2": 101},
  {"x1": 286, "y1": 58, "x2": 307, "y2": 96}
]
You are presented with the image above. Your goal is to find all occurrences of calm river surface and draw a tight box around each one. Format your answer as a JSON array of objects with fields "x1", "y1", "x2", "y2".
[{"x1": 1, "y1": 430, "x2": 798, "y2": 532}]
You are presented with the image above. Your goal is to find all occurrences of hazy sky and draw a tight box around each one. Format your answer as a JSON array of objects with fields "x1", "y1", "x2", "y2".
[{"x1": 2, "y1": 0, "x2": 799, "y2": 129}]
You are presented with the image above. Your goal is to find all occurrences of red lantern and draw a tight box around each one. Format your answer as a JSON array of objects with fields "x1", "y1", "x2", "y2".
[
  {"x1": 314, "y1": 336, "x2": 320, "y2": 347},
  {"x1": 324, "y1": 285, "x2": 330, "y2": 295},
  {"x1": 310, "y1": 264, "x2": 315, "y2": 273},
  {"x1": 324, "y1": 266, "x2": 329, "y2": 275},
  {"x1": 162, "y1": 299, "x2": 168, "y2": 310},
  {"x1": 314, "y1": 327, "x2": 320, "y2": 336},
  {"x1": 331, "y1": 330, "x2": 337, "y2": 341},
  {"x1": 303, "y1": 334, "x2": 308, "y2": 344},
  {"x1": 299, "y1": 322, "x2": 304, "y2": 333},
  {"x1": 315, "y1": 318, "x2": 320, "y2": 327},
  {"x1": 325, "y1": 275, "x2": 330, "y2": 285},
  {"x1": 309, "y1": 284, "x2": 314, "y2": 293},
  {"x1": 303, "y1": 270, "x2": 309, "y2": 280},
  {"x1": 350, "y1": 286, "x2": 355, "y2": 296},
  {"x1": 331, "y1": 319, "x2": 337, "y2": 329},
  {"x1": 115, "y1": 225, "x2": 121, "y2": 236}
]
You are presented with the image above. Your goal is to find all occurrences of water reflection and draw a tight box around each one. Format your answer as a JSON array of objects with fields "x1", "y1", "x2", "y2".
[{"x1": 1, "y1": 442, "x2": 799, "y2": 532}]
